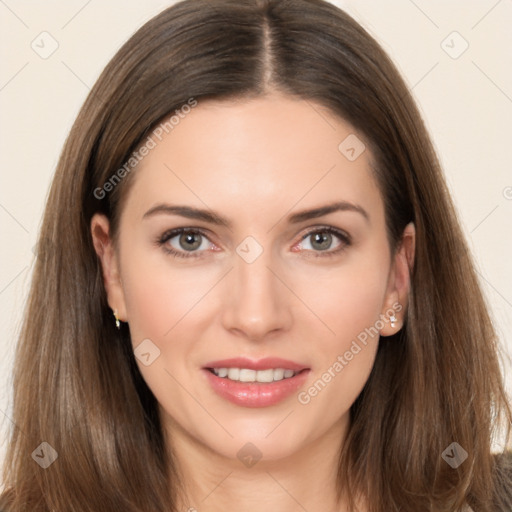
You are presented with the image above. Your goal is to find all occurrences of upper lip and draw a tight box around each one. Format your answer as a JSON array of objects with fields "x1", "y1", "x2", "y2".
[{"x1": 203, "y1": 357, "x2": 309, "y2": 372}]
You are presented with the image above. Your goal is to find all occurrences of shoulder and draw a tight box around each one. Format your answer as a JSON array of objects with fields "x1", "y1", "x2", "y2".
[
  {"x1": 493, "y1": 450, "x2": 512, "y2": 468},
  {"x1": 460, "y1": 453, "x2": 512, "y2": 512},
  {"x1": 490, "y1": 451, "x2": 512, "y2": 510},
  {"x1": 493, "y1": 450, "x2": 512, "y2": 481}
]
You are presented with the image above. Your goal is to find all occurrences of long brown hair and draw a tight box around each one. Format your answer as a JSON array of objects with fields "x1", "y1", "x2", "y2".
[{"x1": 1, "y1": 0, "x2": 511, "y2": 510}]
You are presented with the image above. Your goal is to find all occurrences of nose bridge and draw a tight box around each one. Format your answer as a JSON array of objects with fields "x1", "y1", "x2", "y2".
[{"x1": 221, "y1": 241, "x2": 291, "y2": 338}]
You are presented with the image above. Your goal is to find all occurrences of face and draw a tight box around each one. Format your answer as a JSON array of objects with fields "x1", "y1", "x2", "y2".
[{"x1": 91, "y1": 93, "x2": 413, "y2": 466}]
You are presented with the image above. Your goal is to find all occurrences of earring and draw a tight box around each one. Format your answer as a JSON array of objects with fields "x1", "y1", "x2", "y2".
[
  {"x1": 113, "y1": 310, "x2": 121, "y2": 330},
  {"x1": 389, "y1": 314, "x2": 397, "y2": 328}
]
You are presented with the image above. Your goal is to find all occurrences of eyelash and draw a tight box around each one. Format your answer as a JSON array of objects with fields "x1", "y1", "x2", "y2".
[{"x1": 156, "y1": 226, "x2": 352, "y2": 259}]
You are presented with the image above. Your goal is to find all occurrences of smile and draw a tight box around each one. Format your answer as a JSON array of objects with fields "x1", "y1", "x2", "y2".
[
  {"x1": 208, "y1": 367, "x2": 299, "y2": 382},
  {"x1": 202, "y1": 357, "x2": 311, "y2": 407}
]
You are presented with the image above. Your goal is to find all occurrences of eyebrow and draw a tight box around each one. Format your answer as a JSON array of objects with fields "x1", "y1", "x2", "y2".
[{"x1": 142, "y1": 201, "x2": 369, "y2": 227}]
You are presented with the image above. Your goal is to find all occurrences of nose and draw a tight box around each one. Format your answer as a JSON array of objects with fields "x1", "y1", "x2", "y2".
[{"x1": 220, "y1": 247, "x2": 293, "y2": 341}]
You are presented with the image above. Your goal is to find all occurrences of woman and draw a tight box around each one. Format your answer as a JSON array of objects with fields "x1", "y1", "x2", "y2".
[{"x1": 1, "y1": 0, "x2": 511, "y2": 510}]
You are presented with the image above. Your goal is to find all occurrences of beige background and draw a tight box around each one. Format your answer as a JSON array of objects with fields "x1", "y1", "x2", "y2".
[{"x1": 1, "y1": 0, "x2": 511, "y2": 471}]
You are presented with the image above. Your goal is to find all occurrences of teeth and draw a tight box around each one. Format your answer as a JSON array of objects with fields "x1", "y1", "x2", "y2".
[
  {"x1": 254, "y1": 369, "x2": 274, "y2": 382},
  {"x1": 211, "y1": 367, "x2": 299, "y2": 383},
  {"x1": 227, "y1": 368, "x2": 239, "y2": 380},
  {"x1": 217, "y1": 368, "x2": 228, "y2": 378},
  {"x1": 273, "y1": 368, "x2": 284, "y2": 381},
  {"x1": 239, "y1": 369, "x2": 256, "y2": 382}
]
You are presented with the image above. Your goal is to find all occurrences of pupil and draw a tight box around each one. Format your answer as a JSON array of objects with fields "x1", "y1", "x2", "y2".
[{"x1": 312, "y1": 232, "x2": 331, "y2": 251}]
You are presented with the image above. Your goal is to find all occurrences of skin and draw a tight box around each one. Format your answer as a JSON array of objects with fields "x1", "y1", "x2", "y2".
[{"x1": 91, "y1": 92, "x2": 415, "y2": 512}]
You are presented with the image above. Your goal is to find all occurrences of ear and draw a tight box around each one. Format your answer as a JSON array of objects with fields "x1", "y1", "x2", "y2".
[
  {"x1": 379, "y1": 222, "x2": 415, "y2": 336},
  {"x1": 90, "y1": 213, "x2": 127, "y2": 322}
]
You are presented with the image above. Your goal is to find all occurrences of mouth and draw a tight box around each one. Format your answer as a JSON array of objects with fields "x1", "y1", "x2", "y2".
[{"x1": 202, "y1": 357, "x2": 311, "y2": 408}]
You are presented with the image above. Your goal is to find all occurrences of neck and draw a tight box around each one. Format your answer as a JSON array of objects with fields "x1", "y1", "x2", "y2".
[{"x1": 164, "y1": 413, "x2": 362, "y2": 512}]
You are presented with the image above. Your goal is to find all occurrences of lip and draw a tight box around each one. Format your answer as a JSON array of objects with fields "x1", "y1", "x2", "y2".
[
  {"x1": 203, "y1": 357, "x2": 309, "y2": 372},
  {"x1": 202, "y1": 357, "x2": 311, "y2": 408},
  {"x1": 203, "y1": 369, "x2": 310, "y2": 408}
]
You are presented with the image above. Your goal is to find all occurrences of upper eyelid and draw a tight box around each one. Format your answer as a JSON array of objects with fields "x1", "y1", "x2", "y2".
[
  {"x1": 160, "y1": 227, "x2": 215, "y2": 245},
  {"x1": 298, "y1": 225, "x2": 350, "y2": 241}
]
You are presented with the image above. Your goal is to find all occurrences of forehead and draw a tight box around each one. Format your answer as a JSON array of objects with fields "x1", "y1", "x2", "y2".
[{"x1": 121, "y1": 93, "x2": 383, "y2": 227}]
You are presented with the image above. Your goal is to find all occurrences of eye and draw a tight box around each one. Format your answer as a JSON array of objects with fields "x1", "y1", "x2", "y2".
[
  {"x1": 156, "y1": 226, "x2": 351, "y2": 259},
  {"x1": 295, "y1": 227, "x2": 351, "y2": 257},
  {"x1": 158, "y1": 228, "x2": 214, "y2": 258}
]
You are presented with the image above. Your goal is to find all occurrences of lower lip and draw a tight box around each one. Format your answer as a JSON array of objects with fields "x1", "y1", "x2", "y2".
[{"x1": 202, "y1": 368, "x2": 310, "y2": 408}]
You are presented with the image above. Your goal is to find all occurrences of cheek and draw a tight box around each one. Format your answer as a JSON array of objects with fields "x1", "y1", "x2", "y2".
[
  {"x1": 120, "y1": 243, "x2": 218, "y2": 342},
  {"x1": 291, "y1": 255, "x2": 389, "y2": 408},
  {"x1": 293, "y1": 256, "x2": 390, "y2": 348},
  {"x1": 118, "y1": 248, "x2": 219, "y2": 415},
  {"x1": 118, "y1": 245, "x2": 224, "y2": 398}
]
